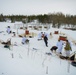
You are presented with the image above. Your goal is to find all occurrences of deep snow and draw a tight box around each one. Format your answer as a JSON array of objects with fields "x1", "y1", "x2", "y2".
[{"x1": 0, "y1": 22, "x2": 76, "y2": 75}]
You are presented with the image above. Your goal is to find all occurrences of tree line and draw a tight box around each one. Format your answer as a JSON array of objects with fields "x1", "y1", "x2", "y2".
[{"x1": 0, "y1": 12, "x2": 76, "y2": 28}]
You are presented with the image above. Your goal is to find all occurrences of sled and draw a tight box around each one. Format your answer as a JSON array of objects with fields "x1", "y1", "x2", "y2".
[
  {"x1": 71, "y1": 61, "x2": 76, "y2": 67},
  {"x1": 69, "y1": 51, "x2": 76, "y2": 61},
  {"x1": 59, "y1": 51, "x2": 76, "y2": 61},
  {"x1": 59, "y1": 55, "x2": 69, "y2": 60},
  {"x1": 59, "y1": 36, "x2": 67, "y2": 41}
]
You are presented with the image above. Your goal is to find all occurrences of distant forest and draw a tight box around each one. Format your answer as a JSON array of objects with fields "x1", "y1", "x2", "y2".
[{"x1": 0, "y1": 12, "x2": 76, "y2": 28}]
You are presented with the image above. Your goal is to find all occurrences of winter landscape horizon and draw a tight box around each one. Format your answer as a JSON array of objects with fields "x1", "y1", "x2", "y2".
[{"x1": 0, "y1": 0, "x2": 76, "y2": 75}]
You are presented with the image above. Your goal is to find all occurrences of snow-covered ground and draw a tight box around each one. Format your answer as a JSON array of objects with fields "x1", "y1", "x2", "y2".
[{"x1": 0, "y1": 22, "x2": 76, "y2": 75}]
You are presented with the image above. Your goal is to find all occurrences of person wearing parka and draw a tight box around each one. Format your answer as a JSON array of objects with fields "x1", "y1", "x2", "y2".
[{"x1": 64, "y1": 40, "x2": 72, "y2": 57}]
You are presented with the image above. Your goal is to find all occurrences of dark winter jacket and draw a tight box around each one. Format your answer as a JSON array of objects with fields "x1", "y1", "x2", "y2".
[{"x1": 44, "y1": 36, "x2": 48, "y2": 42}]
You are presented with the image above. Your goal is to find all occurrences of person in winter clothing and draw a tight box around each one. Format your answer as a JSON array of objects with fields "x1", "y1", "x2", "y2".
[
  {"x1": 38, "y1": 32, "x2": 43, "y2": 40},
  {"x1": 64, "y1": 40, "x2": 72, "y2": 57},
  {"x1": 7, "y1": 26, "x2": 11, "y2": 34},
  {"x1": 50, "y1": 46, "x2": 58, "y2": 52},
  {"x1": 3, "y1": 38, "x2": 11, "y2": 50},
  {"x1": 44, "y1": 32, "x2": 49, "y2": 38},
  {"x1": 56, "y1": 39, "x2": 64, "y2": 54},
  {"x1": 22, "y1": 36, "x2": 26, "y2": 44},
  {"x1": 44, "y1": 34, "x2": 48, "y2": 47}
]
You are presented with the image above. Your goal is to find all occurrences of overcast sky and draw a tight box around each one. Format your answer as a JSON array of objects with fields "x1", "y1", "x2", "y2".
[{"x1": 0, "y1": 0, "x2": 76, "y2": 15}]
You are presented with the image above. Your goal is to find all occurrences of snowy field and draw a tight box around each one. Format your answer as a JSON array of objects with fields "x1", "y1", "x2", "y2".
[{"x1": 0, "y1": 22, "x2": 76, "y2": 75}]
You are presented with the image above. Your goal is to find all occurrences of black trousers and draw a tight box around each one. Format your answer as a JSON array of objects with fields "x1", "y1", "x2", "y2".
[{"x1": 44, "y1": 40, "x2": 48, "y2": 46}]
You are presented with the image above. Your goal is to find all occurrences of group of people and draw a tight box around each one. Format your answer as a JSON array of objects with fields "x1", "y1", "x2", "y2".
[
  {"x1": 52, "y1": 39, "x2": 72, "y2": 57},
  {"x1": 38, "y1": 31, "x2": 72, "y2": 57},
  {"x1": 6, "y1": 26, "x2": 72, "y2": 57}
]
